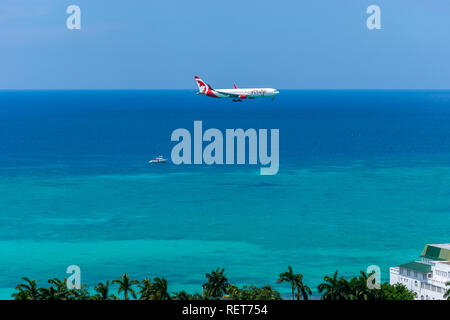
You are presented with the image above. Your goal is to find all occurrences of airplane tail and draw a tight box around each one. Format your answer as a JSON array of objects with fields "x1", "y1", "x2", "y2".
[{"x1": 194, "y1": 76, "x2": 209, "y2": 94}]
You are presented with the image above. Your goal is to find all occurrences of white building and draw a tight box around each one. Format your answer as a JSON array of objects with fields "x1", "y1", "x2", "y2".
[{"x1": 390, "y1": 243, "x2": 450, "y2": 300}]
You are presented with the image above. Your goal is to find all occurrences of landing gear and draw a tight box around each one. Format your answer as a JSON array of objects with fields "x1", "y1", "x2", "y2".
[{"x1": 232, "y1": 99, "x2": 242, "y2": 102}]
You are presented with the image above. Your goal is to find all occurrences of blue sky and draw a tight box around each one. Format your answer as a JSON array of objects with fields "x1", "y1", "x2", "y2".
[{"x1": 0, "y1": 0, "x2": 449, "y2": 89}]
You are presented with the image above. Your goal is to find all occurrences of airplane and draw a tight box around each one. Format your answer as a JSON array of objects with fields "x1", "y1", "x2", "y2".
[{"x1": 194, "y1": 76, "x2": 279, "y2": 102}]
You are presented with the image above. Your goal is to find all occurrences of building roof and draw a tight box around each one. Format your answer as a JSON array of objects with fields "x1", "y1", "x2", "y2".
[
  {"x1": 420, "y1": 244, "x2": 450, "y2": 261},
  {"x1": 398, "y1": 261, "x2": 432, "y2": 273}
]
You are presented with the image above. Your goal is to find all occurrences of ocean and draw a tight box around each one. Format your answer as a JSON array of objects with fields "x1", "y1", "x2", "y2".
[{"x1": 1, "y1": 90, "x2": 450, "y2": 299}]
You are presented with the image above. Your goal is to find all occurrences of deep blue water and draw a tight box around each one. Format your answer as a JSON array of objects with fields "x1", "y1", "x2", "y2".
[{"x1": 1, "y1": 90, "x2": 450, "y2": 299}]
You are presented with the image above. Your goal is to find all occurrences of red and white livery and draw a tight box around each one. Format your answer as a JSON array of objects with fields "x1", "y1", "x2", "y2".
[{"x1": 194, "y1": 76, "x2": 279, "y2": 102}]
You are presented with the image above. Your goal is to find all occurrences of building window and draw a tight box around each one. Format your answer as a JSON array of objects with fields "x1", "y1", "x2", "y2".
[
  {"x1": 435, "y1": 270, "x2": 446, "y2": 277},
  {"x1": 436, "y1": 270, "x2": 448, "y2": 278}
]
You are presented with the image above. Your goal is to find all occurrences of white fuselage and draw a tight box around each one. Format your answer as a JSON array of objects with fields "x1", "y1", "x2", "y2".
[
  {"x1": 206, "y1": 88, "x2": 279, "y2": 99},
  {"x1": 213, "y1": 88, "x2": 279, "y2": 99}
]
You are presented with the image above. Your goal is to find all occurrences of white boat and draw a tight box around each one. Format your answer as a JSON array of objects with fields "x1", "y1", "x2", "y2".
[{"x1": 149, "y1": 156, "x2": 167, "y2": 164}]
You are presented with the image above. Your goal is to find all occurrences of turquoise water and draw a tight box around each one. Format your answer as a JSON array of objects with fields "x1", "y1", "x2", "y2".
[{"x1": 1, "y1": 91, "x2": 450, "y2": 299}]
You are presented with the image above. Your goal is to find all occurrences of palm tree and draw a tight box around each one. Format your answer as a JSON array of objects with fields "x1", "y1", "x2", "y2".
[
  {"x1": 12, "y1": 290, "x2": 31, "y2": 300},
  {"x1": 260, "y1": 285, "x2": 282, "y2": 300},
  {"x1": 318, "y1": 270, "x2": 351, "y2": 300},
  {"x1": 172, "y1": 291, "x2": 204, "y2": 300},
  {"x1": 277, "y1": 266, "x2": 297, "y2": 300},
  {"x1": 71, "y1": 284, "x2": 91, "y2": 300},
  {"x1": 152, "y1": 277, "x2": 171, "y2": 300},
  {"x1": 137, "y1": 278, "x2": 153, "y2": 300},
  {"x1": 294, "y1": 274, "x2": 312, "y2": 300},
  {"x1": 444, "y1": 281, "x2": 450, "y2": 300},
  {"x1": 92, "y1": 281, "x2": 114, "y2": 300},
  {"x1": 38, "y1": 286, "x2": 60, "y2": 300},
  {"x1": 12, "y1": 277, "x2": 40, "y2": 300},
  {"x1": 172, "y1": 290, "x2": 191, "y2": 300},
  {"x1": 48, "y1": 277, "x2": 69, "y2": 299},
  {"x1": 347, "y1": 271, "x2": 378, "y2": 300},
  {"x1": 226, "y1": 284, "x2": 282, "y2": 300},
  {"x1": 112, "y1": 274, "x2": 139, "y2": 300},
  {"x1": 203, "y1": 268, "x2": 229, "y2": 299}
]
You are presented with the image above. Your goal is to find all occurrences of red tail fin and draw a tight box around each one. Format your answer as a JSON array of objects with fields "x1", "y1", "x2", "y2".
[{"x1": 194, "y1": 76, "x2": 209, "y2": 93}]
